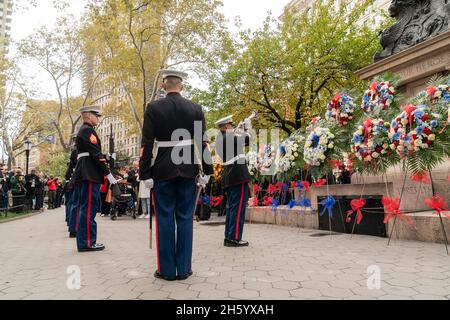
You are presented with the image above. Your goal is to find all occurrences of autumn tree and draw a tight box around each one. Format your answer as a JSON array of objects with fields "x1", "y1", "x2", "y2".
[
  {"x1": 17, "y1": 15, "x2": 115, "y2": 151},
  {"x1": 194, "y1": 0, "x2": 387, "y2": 134},
  {"x1": 83, "y1": 0, "x2": 230, "y2": 135}
]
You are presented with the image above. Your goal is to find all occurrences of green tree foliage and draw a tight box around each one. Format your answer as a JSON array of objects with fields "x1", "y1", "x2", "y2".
[
  {"x1": 194, "y1": 0, "x2": 386, "y2": 135},
  {"x1": 37, "y1": 152, "x2": 69, "y2": 179}
]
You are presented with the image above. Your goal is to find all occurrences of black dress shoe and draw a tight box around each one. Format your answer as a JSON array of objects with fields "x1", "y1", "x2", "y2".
[
  {"x1": 78, "y1": 244, "x2": 105, "y2": 252},
  {"x1": 69, "y1": 232, "x2": 77, "y2": 238},
  {"x1": 154, "y1": 271, "x2": 176, "y2": 281},
  {"x1": 225, "y1": 240, "x2": 249, "y2": 247},
  {"x1": 177, "y1": 271, "x2": 193, "y2": 281}
]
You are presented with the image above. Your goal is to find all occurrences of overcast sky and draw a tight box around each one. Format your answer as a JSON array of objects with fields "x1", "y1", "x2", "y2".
[{"x1": 9, "y1": 0, "x2": 289, "y2": 99}]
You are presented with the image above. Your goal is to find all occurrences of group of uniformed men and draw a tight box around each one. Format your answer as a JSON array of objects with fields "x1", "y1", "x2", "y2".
[{"x1": 65, "y1": 70, "x2": 253, "y2": 281}]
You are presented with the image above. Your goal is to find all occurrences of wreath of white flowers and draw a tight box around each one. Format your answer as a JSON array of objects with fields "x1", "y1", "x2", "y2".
[
  {"x1": 247, "y1": 151, "x2": 260, "y2": 176},
  {"x1": 276, "y1": 133, "x2": 305, "y2": 173},
  {"x1": 303, "y1": 127, "x2": 335, "y2": 166}
]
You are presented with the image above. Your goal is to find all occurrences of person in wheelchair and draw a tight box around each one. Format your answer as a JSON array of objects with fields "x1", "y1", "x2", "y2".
[{"x1": 109, "y1": 172, "x2": 137, "y2": 221}]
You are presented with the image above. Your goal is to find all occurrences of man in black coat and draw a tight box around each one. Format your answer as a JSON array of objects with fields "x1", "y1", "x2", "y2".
[
  {"x1": 72, "y1": 105, "x2": 118, "y2": 252},
  {"x1": 25, "y1": 169, "x2": 39, "y2": 211},
  {"x1": 139, "y1": 70, "x2": 213, "y2": 281},
  {"x1": 215, "y1": 115, "x2": 252, "y2": 247},
  {"x1": 65, "y1": 135, "x2": 78, "y2": 233}
]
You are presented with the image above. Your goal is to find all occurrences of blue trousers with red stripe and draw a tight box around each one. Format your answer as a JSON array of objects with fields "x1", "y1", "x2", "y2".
[
  {"x1": 68, "y1": 187, "x2": 80, "y2": 234},
  {"x1": 224, "y1": 183, "x2": 249, "y2": 241},
  {"x1": 65, "y1": 190, "x2": 73, "y2": 226},
  {"x1": 153, "y1": 177, "x2": 196, "y2": 279},
  {"x1": 75, "y1": 181, "x2": 101, "y2": 250}
]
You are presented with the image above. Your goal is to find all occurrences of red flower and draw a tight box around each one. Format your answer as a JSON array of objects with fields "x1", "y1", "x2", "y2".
[
  {"x1": 426, "y1": 140, "x2": 433, "y2": 146},
  {"x1": 376, "y1": 146, "x2": 382, "y2": 153},
  {"x1": 394, "y1": 141, "x2": 399, "y2": 147},
  {"x1": 423, "y1": 127, "x2": 432, "y2": 135},
  {"x1": 422, "y1": 114, "x2": 430, "y2": 121}
]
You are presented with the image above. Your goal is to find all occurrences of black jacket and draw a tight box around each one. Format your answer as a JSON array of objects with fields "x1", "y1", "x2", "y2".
[
  {"x1": 139, "y1": 92, "x2": 213, "y2": 182},
  {"x1": 65, "y1": 149, "x2": 78, "y2": 181},
  {"x1": 25, "y1": 174, "x2": 39, "y2": 196},
  {"x1": 216, "y1": 131, "x2": 251, "y2": 188},
  {"x1": 73, "y1": 123, "x2": 110, "y2": 184}
]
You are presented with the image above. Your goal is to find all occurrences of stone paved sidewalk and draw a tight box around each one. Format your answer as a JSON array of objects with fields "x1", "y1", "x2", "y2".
[{"x1": 0, "y1": 207, "x2": 449, "y2": 300}]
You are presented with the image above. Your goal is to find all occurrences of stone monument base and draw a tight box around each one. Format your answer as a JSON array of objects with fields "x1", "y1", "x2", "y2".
[{"x1": 246, "y1": 207, "x2": 450, "y2": 244}]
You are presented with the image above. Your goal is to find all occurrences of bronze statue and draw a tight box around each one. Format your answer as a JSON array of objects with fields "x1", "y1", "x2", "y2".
[{"x1": 375, "y1": 0, "x2": 449, "y2": 62}]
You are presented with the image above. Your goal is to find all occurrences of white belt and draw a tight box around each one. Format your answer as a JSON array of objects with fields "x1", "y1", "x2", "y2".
[
  {"x1": 224, "y1": 154, "x2": 246, "y2": 166},
  {"x1": 151, "y1": 139, "x2": 194, "y2": 167},
  {"x1": 77, "y1": 152, "x2": 90, "y2": 160}
]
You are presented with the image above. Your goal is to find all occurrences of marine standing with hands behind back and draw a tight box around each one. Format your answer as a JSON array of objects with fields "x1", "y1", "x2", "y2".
[
  {"x1": 71, "y1": 105, "x2": 118, "y2": 252},
  {"x1": 139, "y1": 69, "x2": 213, "y2": 281}
]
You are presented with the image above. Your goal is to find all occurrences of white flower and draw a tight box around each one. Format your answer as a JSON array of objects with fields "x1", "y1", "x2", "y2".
[
  {"x1": 372, "y1": 152, "x2": 379, "y2": 158},
  {"x1": 428, "y1": 134, "x2": 435, "y2": 141}
]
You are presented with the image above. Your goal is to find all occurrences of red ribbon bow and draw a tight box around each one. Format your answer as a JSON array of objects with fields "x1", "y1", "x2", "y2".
[
  {"x1": 301, "y1": 181, "x2": 310, "y2": 191},
  {"x1": 426, "y1": 86, "x2": 437, "y2": 99},
  {"x1": 346, "y1": 199, "x2": 366, "y2": 225},
  {"x1": 410, "y1": 173, "x2": 432, "y2": 185},
  {"x1": 382, "y1": 197, "x2": 416, "y2": 228},
  {"x1": 263, "y1": 196, "x2": 273, "y2": 206},
  {"x1": 275, "y1": 182, "x2": 284, "y2": 194},
  {"x1": 251, "y1": 197, "x2": 259, "y2": 207},
  {"x1": 291, "y1": 181, "x2": 297, "y2": 189},
  {"x1": 331, "y1": 160, "x2": 343, "y2": 169},
  {"x1": 403, "y1": 104, "x2": 417, "y2": 129},
  {"x1": 425, "y1": 195, "x2": 450, "y2": 217},
  {"x1": 363, "y1": 118, "x2": 373, "y2": 144},
  {"x1": 253, "y1": 184, "x2": 261, "y2": 194},
  {"x1": 313, "y1": 179, "x2": 327, "y2": 187},
  {"x1": 210, "y1": 196, "x2": 224, "y2": 208},
  {"x1": 267, "y1": 184, "x2": 277, "y2": 195}
]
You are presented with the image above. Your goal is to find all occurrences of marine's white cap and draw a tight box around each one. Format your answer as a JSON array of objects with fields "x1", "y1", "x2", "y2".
[
  {"x1": 215, "y1": 115, "x2": 233, "y2": 127},
  {"x1": 79, "y1": 105, "x2": 102, "y2": 116},
  {"x1": 159, "y1": 69, "x2": 188, "y2": 82}
]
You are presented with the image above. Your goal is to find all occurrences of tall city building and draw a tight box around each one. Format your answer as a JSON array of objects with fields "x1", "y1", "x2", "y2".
[{"x1": 0, "y1": 0, "x2": 12, "y2": 53}]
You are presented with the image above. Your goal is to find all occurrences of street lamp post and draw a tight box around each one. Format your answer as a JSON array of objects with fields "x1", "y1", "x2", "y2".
[{"x1": 24, "y1": 138, "x2": 32, "y2": 175}]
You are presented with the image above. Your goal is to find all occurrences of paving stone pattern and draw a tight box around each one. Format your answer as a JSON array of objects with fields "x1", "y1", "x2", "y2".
[{"x1": 1, "y1": 208, "x2": 449, "y2": 300}]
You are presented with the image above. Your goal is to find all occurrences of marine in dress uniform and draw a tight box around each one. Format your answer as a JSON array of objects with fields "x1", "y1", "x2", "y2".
[
  {"x1": 139, "y1": 70, "x2": 213, "y2": 281},
  {"x1": 215, "y1": 115, "x2": 251, "y2": 247},
  {"x1": 65, "y1": 134, "x2": 77, "y2": 232},
  {"x1": 72, "y1": 105, "x2": 118, "y2": 252}
]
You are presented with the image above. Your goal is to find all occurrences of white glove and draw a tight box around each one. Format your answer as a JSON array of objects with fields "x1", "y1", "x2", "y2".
[
  {"x1": 197, "y1": 174, "x2": 211, "y2": 188},
  {"x1": 107, "y1": 173, "x2": 118, "y2": 185},
  {"x1": 244, "y1": 119, "x2": 252, "y2": 131},
  {"x1": 145, "y1": 179, "x2": 154, "y2": 190}
]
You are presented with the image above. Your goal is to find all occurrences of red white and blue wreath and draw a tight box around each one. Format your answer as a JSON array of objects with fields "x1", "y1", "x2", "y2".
[
  {"x1": 351, "y1": 118, "x2": 390, "y2": 162},
  {"x1": 361, "y1": 81, "x2": 395, "y2": 114},
  {"x1": 388, "y1": 104, "x2": 437, "y2": 157},
  {"x1": 325, "y1": 93, "x2": 355, "y2": 126}
]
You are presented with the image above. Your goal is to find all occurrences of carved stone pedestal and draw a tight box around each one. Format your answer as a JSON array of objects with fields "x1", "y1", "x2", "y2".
[{"x1": 357, "y1": 30, "x2": 450, "y2": 100}]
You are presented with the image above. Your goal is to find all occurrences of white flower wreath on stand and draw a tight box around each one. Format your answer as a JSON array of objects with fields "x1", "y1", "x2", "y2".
[
  {"x1": 303, "y1": 127, "x2": 335, "y2": 167},
  {"x1": 276, "y1": 133, "x2": 305, "y2": 174}
]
